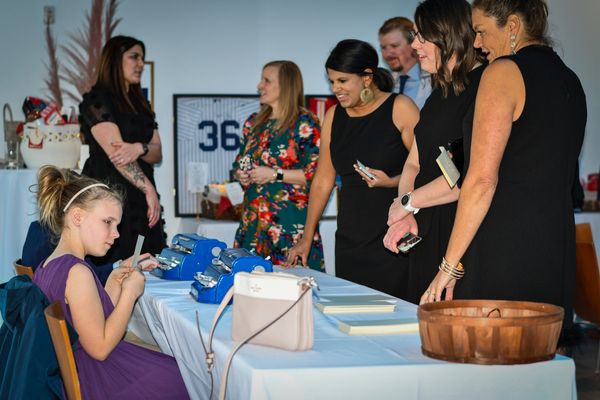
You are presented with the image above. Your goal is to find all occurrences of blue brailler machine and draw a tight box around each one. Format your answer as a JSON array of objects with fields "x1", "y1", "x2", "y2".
[
  {"x1": 152, "y1": 233, "x2": 227, "y2": 280},
  {"x1": 191, "y1": 248, "x2": 273, "y2": 304}
]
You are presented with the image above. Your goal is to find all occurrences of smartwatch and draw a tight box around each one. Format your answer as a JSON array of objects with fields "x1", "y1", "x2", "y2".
[
  {"x1": 400, "y1": 192, "x2": 420, "y2": 214},
  {"x1": 141, "y1": 143, "x2": 149, "y2": 156},
  {"x1": 276, "y1": 168, "x2": 284, "y2": 182}
]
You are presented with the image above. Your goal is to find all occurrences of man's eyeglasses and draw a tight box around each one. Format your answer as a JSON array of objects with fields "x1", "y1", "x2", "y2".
[{"x1": 408, "y1": 29, "x2": 426, "y2": 44}]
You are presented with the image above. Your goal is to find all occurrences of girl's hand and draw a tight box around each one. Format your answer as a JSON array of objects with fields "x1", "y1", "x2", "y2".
[
  {"x1": 121, "y1": 253, "x2": 158, "y2": 271},
  {"x1": 107, "y1": 265, "x2": 134, "y2": 286},
  {"x1": 121, "y1": 269, "x2": 146, "y2": 299}
]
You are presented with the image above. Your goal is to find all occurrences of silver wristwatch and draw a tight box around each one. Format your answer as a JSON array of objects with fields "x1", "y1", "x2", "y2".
[{"x1": 400, "y1": 192, "x2": 420, "y2": 214}]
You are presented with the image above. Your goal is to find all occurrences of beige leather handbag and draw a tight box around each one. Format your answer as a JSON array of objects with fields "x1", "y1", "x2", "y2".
[{"x1": 200, "y1": 271, "x2": 317, "y2": 400}]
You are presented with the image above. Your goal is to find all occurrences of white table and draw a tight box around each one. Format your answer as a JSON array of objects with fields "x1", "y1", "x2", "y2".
[
  {"x1": 129, "y1": 269, "x2": 576, "y2": 400},
  {"x1": 0, "y1": 169, "x2": 38, "y2": 283},
  {"x1": 197, "y1": 218, "x2": 337, "y2": 275}
]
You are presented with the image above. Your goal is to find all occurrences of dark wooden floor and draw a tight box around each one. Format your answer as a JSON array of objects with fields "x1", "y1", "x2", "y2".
[{"x1": 571, "y1": 324, "x2": 600, "y2": 400}]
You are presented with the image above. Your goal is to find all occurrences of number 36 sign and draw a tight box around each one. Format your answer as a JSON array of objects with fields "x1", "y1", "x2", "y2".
[{"x1": 174, "y1": 94, "x2": 260, "y2": 216}]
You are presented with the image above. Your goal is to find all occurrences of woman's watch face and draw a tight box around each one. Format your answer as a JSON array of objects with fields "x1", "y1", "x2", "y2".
[{"x1": 401, "y1": 193, "x2": 410, "y2": 206}]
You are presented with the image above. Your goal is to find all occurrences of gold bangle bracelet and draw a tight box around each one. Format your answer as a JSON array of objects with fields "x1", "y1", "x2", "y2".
[{"x1": 439, "y1": 257, "x2": 465, "y2": 279}]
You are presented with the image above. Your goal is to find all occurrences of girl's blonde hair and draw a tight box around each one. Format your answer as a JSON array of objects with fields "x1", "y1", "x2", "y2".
[{"x1": 36, "y1": 165, "x2": 123, "y2": 238}]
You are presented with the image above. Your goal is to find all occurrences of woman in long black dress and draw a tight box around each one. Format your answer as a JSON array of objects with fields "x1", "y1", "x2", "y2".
[
  {"x1": 383, "y1": 0, "x2": 484, "y2": 304},
  {"x1": 287, "y1": 40, "x2": 419, "y2": 299},
  {"x1": 422, "y1": 0, "x2": 586, "y2": 331},
  {"x1": 79, "y1": 36, "x2": 166, "y2": 265}
]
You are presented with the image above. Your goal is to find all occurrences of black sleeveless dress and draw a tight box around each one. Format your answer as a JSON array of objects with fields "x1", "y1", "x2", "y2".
[
  {"x1": 79, "y1": 85, "x2": 167, "y2": 265},
  {"x1": 330, "y1": 94, "x2": 409, "y2": 298},
  {"x1": 406, "y1": 66, "x2": 484, "y2": 304},
  {"x1": 456, "y1": 46, "x2": 587, "y2": 328}
]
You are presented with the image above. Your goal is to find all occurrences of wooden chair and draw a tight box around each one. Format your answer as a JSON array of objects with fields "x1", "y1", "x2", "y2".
[
  {"x1": 44, "y1": 301, "x2": 82, "y2": 400},
  {"x1": 13, "y1": 258, "x2": 34, "y2": 279},
  {"x1": 574, "y1": 223, "x2": 600, "y2": 373}
]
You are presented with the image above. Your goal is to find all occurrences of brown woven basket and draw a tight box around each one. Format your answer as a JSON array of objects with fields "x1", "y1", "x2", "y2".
[{"x1": 417, "y1": 300, "x2": 564, "y2": 365}]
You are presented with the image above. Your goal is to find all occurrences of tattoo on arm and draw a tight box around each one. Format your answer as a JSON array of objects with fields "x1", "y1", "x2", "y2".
[{"x1": 124, "y1": 162, "x2": 147, "y2": 194}]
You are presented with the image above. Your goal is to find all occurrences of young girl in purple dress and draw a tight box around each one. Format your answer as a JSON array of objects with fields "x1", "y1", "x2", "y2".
[{"x1": 33, "y1": 166, "x2": 188, "y2": 399}]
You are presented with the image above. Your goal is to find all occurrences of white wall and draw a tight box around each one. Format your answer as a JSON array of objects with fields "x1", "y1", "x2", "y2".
[
  {"x1": 546, "y1": 0, "x2": 600, "y2": 181},
  {"x1": 1, "y1": 0, "x2": 598, "y2": 241}
]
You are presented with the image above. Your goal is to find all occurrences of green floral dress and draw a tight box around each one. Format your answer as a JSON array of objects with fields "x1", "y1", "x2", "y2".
[{"x1": 232, "y1": 111, "x2": 324, "y2": 271}]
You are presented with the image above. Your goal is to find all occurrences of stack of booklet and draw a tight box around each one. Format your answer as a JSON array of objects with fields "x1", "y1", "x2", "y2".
[
  {"x1": 314, "y1": 294, "x2": 419, "y2": 335},
  {"x1": 314, "y1": 294, "x2": 397, "y2": 314},
  {"x1": 337, "y1": 318, "x2": 419, "y2": 335}
]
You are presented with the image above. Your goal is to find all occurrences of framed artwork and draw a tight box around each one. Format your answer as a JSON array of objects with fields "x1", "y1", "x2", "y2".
[
  {"x1": 173, "y1": 94, "x2": 261, "y2": 217},
  {"x1": 142, "y1": 61, "x2": 155, "y2": 110},
  {"x1": 305, "y1": 94, "x2": 337, "y2": 125}
]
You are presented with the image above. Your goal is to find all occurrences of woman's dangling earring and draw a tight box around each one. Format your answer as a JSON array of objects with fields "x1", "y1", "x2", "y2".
[
  {"x1": 510, "y1": 34, "x2": 516, "y2": 55},
  {"x1": 360, "y1": 87, "x2": 374, "y2": 104}
]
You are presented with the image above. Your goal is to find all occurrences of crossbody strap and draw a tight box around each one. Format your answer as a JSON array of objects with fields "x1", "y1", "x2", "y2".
[
  {"x1": 217, "y1": 285, "x2": 311, "y2": 400},
  {"x1": 198, "y1": 277, "x2": 315, "y2": 400},
  {"x1": 196, "y1": 286, "x2": 235, "y2": 400}
]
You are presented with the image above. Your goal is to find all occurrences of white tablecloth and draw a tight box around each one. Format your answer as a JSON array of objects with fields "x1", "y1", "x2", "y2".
[
  {"x1": 197, "y1": 218, "x2": 338, "y2": 275},
  {"x1": 0, "y1": 169, "x2": 38, "y2": 283},
  {"x1": 129, "y1": 269, "x2": 576, "y2": 400}
]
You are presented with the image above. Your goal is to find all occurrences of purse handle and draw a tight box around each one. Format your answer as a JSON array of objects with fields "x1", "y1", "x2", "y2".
[{"x1": 197, "y1": 276, "x2": 315, "y2": 400}]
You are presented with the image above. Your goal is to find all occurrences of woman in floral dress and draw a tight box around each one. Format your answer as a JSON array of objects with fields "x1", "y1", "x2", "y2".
[{"x1": 233, "y1": 60, "x2": 324, "y2": 270}]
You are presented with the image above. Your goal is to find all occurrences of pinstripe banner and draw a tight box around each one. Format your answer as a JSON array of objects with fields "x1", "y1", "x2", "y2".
[{"x1": 174, "y1": 95, "x2": 260, "y2": 216}]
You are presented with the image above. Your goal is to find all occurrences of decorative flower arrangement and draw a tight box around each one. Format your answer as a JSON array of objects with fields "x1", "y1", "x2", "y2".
[{"x1": 44, "y1": 0, "x2": 122, "y2": 108}]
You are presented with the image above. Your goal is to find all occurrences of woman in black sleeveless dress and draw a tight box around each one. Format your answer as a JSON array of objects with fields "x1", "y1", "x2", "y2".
[
  {"x1": 383, "y1": 0, "x2": 484, "y2": 304},
  {"x1": 79, "y1": 36, "x2": 166, "y2": 265},
  {"x1": 423, "y1": 0, "x2": 586, "y2": 331},
  {"x1": 286, "y1": 40, "x2": 419, "y2": 299}
]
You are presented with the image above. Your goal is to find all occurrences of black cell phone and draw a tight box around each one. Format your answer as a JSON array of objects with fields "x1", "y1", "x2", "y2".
[{"x1": 397, "y1": 232, "x2": 422, "y2": 253}]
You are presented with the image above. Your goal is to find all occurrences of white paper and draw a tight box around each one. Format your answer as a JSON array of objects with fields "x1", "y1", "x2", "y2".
[
  {"x1": 131, "y1": 234, "x2": 145, "y2": 271},
  {"x1": 79, "y1": 144, "x2": 89, "y2": 170},
  {"x1": 224, "y1": 182, "x2": 244, "y2": 206},
  {"x1": 436, "y1": 146, "x2": 460, "y2": 188},
  {"x1": 187, "y1": 162, "x2": 208, "y2": 193}
]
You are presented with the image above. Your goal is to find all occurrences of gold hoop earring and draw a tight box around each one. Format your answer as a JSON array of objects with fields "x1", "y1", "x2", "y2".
[
  {"x1": 510, "y1": 34, "x2": 516, "y2": 55},
  {"x1": 360, "y1": 87, "x2": 374, "y2": 104}
]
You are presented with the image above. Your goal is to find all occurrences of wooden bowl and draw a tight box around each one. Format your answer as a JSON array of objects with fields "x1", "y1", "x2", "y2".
[{"x1": 417, "y1": 300, "x2": 564, "y2": 364}]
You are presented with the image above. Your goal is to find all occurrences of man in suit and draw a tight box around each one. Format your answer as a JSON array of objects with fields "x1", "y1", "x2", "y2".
[{"x1": 378, "y1": 16, "x2": 431, "y2": 109}]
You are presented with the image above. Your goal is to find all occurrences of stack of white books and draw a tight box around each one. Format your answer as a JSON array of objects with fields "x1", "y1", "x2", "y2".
[
  {"x1": 315, "y1": 294, "x2": 419, "y2": 335},
  {"x1": 337, "y1": 318, "x2": 419, "y2": 335},
  {"x1": 314, "y1": 294, "x2": 397, "y2": 314}
]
